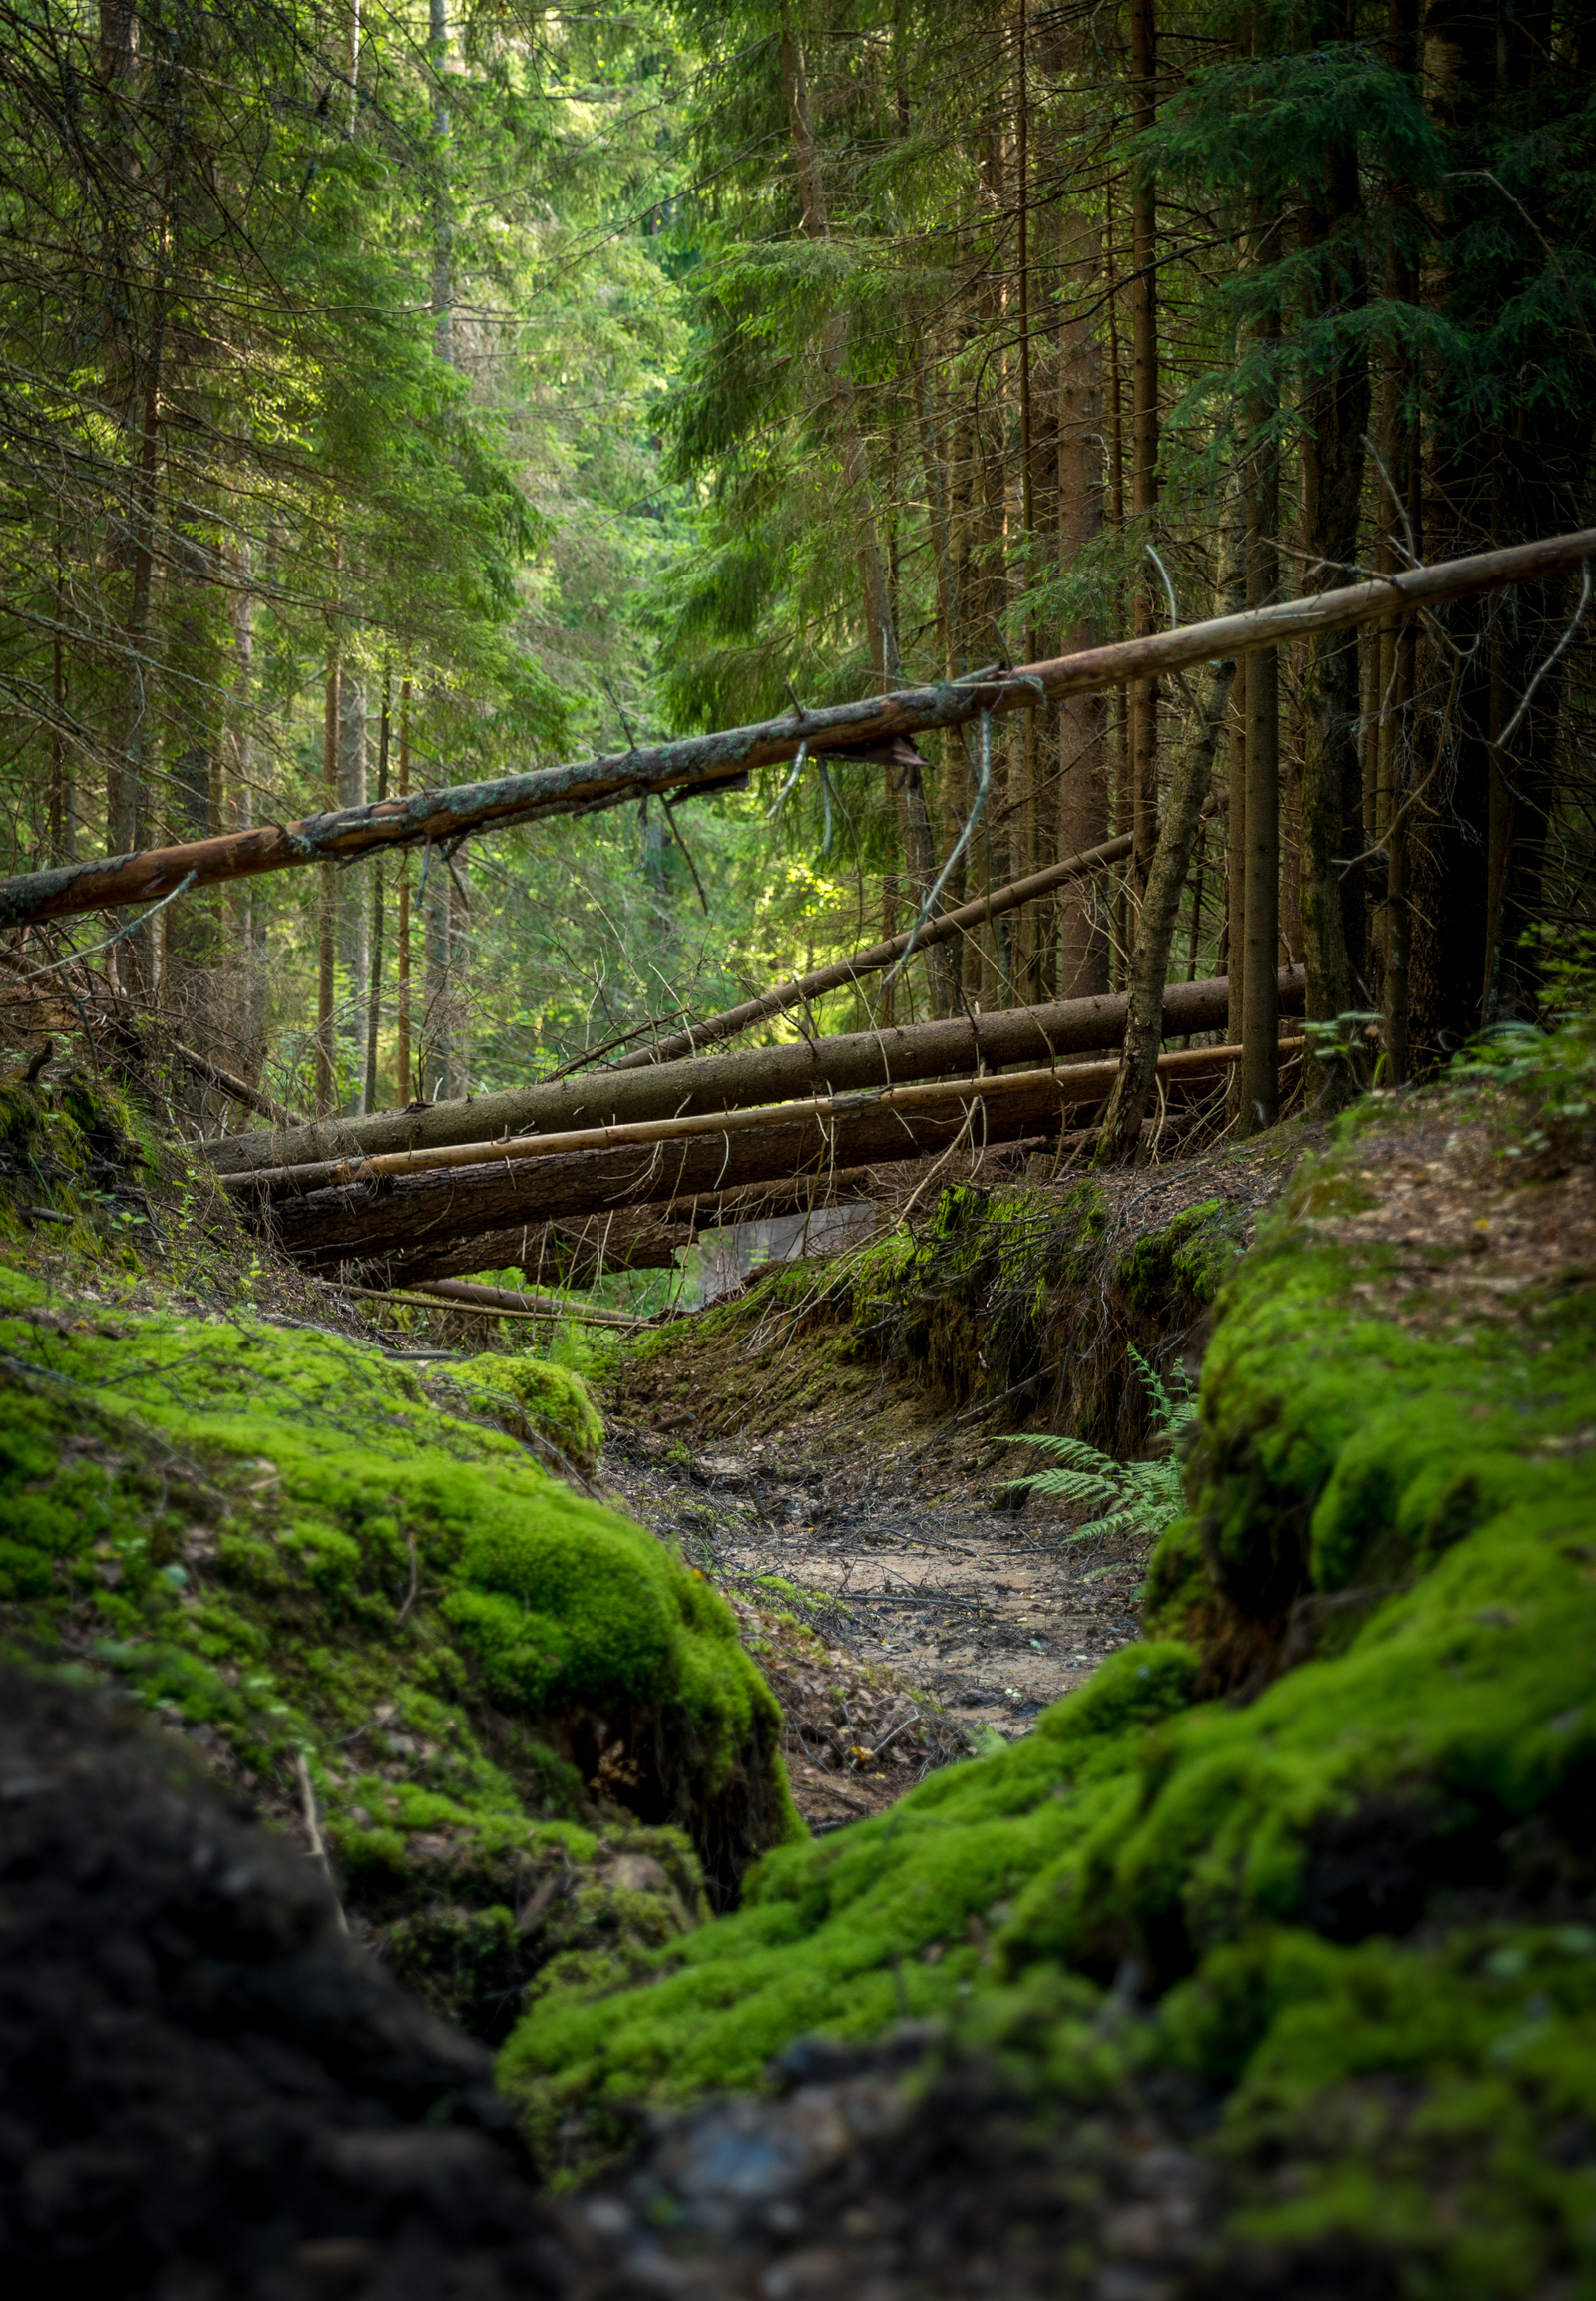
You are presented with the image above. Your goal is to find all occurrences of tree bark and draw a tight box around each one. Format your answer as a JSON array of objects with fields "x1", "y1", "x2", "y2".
[
  {"x1": 260, "y1": 1049, "x2": 1284, "y2": 1272},
  {"x1": 1240, "y1": 208, "x2": 1283, "y2": 1135},
  {"x1": 395, "y1": 679, "x2": 412, "y2": 1100},
  {"x1": 315, "y1": 652, "x2": 339, "y2": 1113},
  {"x1": 1093, "y1": 503, "x2": 1245, "y2": 1161},
  {"x1": 781, "y1": 14, "x2": 938, "y2": 920},
  {"x1": 1, "y1": 533, "x2": 1590, "y2": 936},
  {"x1": 1057, "y1": 210, "x2": 1110, "y2": 999},
  {"x1": 1298, "y1": 108, "x2": 1371, "y2": 1084},
  {"x1": 209, "y1": 964, "x2": 1306, "y2": 1179},
  {"x1": 362, "y1": 678, "x2": 390, "y2": 1115},
  {"x1": 1129, "y1": 0, "x2": 1160, "y2": 906}
]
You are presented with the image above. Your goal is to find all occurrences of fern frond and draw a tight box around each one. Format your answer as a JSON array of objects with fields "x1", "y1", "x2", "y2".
[{"x1": 991, "y1": 1348, "x2": 1198, "y2": 1544}]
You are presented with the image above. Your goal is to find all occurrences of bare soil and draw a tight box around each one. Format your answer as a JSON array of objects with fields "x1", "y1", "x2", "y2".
[{"x1": 598, "y1": 1352, "x2": 1154, "y2": 1831}]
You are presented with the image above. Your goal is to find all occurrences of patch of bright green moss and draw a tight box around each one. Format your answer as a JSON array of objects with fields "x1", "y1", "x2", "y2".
[
  {"x1": 436, "y1": 1352, "x2": 605, "y2": 1474},
  {"x1": 503, "y1": 1053, "x2": 1596, "y2": 2208},
  {"x1": 497, "y1": 1642, "x2": 1199, "y2": 2158},
  {"x1": 1160, "y1": 1921, "x2": 1596, "y2": 2298},
  {"x1": 0, "y1": 1266, "x2": 801, "y2": 2027}
]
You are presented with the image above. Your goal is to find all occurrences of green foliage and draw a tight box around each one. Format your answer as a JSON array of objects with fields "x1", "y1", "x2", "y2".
[
  {"x1": 497, "y1": 1641, "x2": 1202, "y2": 2167},
  {"x1": 998, "y1": 1347, "x2": 1198, "y2": 1545},
  {"x1": 1447, "y1": 931, "x2": 1596, "y2": 1164}
]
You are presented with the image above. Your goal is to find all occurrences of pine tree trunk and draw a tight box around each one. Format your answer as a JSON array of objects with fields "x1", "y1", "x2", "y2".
[
  {"x1": 337, "y1": 671, "x2": 367, "y2": 1112},
  {"x1": 1298, "y1": 111, "x2": 1371, "y2": 1091},
  {"x1": 1129, "y1": 0, "x2": 1160, "y2": 911},
  {"x1": 396, "y1": 681, "x2": 412, "y2": 1102},
  {"x1": 316, "y1": 654, "x2": 339, "y2": 1114},
  {"x1": 1240, "y1": 213, "x2": 1282, "y2": 1136},
  {"x1": 1057, "y1": 209, "x2": 1109, "y2": 1000},
  {"x1": 1093, "y1": 504, "x2": 1245, "y2": 1163}
]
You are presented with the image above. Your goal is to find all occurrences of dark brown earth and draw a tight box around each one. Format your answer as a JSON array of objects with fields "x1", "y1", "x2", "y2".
[
  {"x1": 0, "y1": 1665, "x2": 1343, "y2": 2301},
  {"x1": 0, "y1": 1669, "x2": 574, "y2": 2300}
]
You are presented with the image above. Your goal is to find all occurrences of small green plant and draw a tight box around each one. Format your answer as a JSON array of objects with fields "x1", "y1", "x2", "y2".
[{"x1": 998, "y1": 1347, "x2": 1196, "y2": 1545}]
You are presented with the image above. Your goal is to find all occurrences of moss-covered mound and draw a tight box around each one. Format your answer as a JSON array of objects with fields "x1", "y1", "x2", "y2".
[
  {"x1": 0, "y1": 1266, "x2": 801, "y2": 2034},
  {"x1": 502, "y1": 1024, "x2": 1596, "y2": 2289},
  {"x1": 615, "y1": 1168, "x2": 1266, "y2": 1467}
]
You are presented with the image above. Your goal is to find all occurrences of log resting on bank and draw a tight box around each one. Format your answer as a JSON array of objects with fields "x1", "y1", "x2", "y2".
[
  {"x1": 348, "y1": 1134, "x2": 1096, "y2": 1289},
  {"x1": 1, "y1": 530, "x2": 1591, "y2": 935},
  {"x1": 209, "y1": 965, "x2": 1305, "y2": 1179},
  {"x1": 268, "y1": 1042, "x2": 1301, "y2": 1272}
]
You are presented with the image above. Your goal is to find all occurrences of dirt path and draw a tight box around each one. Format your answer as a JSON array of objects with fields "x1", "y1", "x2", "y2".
[{"x1": 599, "y1": 1381, "x2": 1153, "y2": 1832}]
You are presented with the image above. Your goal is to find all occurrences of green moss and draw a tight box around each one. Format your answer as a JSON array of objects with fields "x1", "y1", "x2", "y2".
[
  {"x1": 625, "y1": 1172, "x2": 1241, "y2": 1461},
  {"x1": 504, "y1": 1031, "x2": 1596, "y2": 2216},
  {"x1": 1160, "y1": 1923, "x2": 1596, "y2": 2298},
  {"x1": 0, "y1": 1267, "x2": 802, "y2": 2029},
  {"x1": 497, "y1": 1642, "x2": 1200, "y2": 2157},
  {"x1": 441, "y1": 1352, "x2": 605, "y2": 1472}
]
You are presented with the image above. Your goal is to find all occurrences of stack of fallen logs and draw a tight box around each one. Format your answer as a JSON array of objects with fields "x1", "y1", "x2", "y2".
[{"x1": 209, "y1": 964, "x2": 1306, "y2": 1293}]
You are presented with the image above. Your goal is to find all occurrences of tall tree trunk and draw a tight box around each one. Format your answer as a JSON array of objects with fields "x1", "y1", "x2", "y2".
[
  {"x1": 1298, "y1": 99, "x2": 1371, "y2": 1087},
  {"x1": 1057, "y1": 210, "x2": 1109, "y2": 1000},
  {"x1": 224, "y1": 560, "x2": 259, "y2": 1082},
  {"x1": 363, "y1": 676, "x2": 390, "y2": 1115},
  {"x1": 423, "y1": 849, "x2": 450, "y2": 1102},
  {"x1": 1404, "y1": 0, "x2": 1493, "y2": 1070},
  {"x1": 1224, "y1": 651, "x2": 1246, "y2": 1116},
  {"x1": 1375, "y1": 0, "x2": 1419, "y2": 1081},
  {"x1": 1240, "y1": 212, "x2": 1282, "y2": 1135},
  {"x1": 430, "y1": 0, "x2": 452, "y2": 361},
  {"x1": 1094, "y1": 503, "x2": 1246, "y2": 1163},
  {"x1": 1129, "y1": 0, "x2": 1160, "y2": 910},
  {"x1": 781, "y1": 15, "x2": 938, "y2": 919},
  {"x1": 1012, "y1": 7, "x2": 1045, "y2": 1002},
  {"x1": 316, "y1": 652, "x2": 339, "y2": 1114},
  {"x1": 396, "y1": 679, "x2": 412, "y2": 1101},
  {"x1": 1105, "y1": 217, "x2": 1130, "y2": 990},
  {"x1": 337, "y1": 669, "x2": 367, "y2": 1111}
]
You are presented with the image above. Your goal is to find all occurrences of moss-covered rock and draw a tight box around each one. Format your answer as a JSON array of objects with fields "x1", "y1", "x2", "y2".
[{"x1": 0, "y1": 1269, "x2": 802, "y2": 2033}]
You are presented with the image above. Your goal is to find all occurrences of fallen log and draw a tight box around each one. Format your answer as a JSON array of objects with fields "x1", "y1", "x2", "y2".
[
  {"x1": 404, "y1": 1277, "x2": 642, "y2": 1326},
  {"x1": 207, "y1": 965, "x2": 1305, "y2": 1178},
  {"x1": 345, "y1": 1141, "x2": 1063, "y2": 1289},
  {"x1": 335, "y1": 1278, "x2": 642, "y2": 1328},
  {"x1": 0, "y1": 530, "x2": 1589, "y2": 934},
  {"x1": 376, "y1": 1210, "x2": 698, "y2": 1293},
  {"x1": 230, "y1": 1041, "x2": 1267, "y2": 1200},
  {"x1": 265, "y1": 1042, "x2": 1300, "y2": 1270}
]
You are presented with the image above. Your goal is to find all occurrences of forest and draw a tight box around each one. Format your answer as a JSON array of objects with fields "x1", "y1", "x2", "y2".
[
  {"x1": 2, "y1": 0, "x2": 1591, "y2": 1134},
  {"x1": 0, "y1": 0, "x2": 1594, "y2": 2295}
]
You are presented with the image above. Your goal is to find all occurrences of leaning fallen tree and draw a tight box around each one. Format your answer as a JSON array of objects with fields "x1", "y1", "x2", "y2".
[
  {"x1": 600, "y1": 821, "x2": 1145, "y2": 1071},
  {"x1": 234, "y1": 1042, "x2": 1264, "y2": 1199},
  {"x1": 262, "y1": 1039, "x2": 1299, "y2": 1272},
  {"x1": 0, "y1": 530, "x2": 1589, "y2": 934},
  {"x1": 210, "y1": 965, "x2": 1305, "y2": 1178}
]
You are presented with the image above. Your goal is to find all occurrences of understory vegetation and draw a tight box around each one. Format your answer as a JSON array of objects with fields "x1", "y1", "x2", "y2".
[{"x1": 495, "y1": 999, "x2": 1596, "y2": 2293}]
